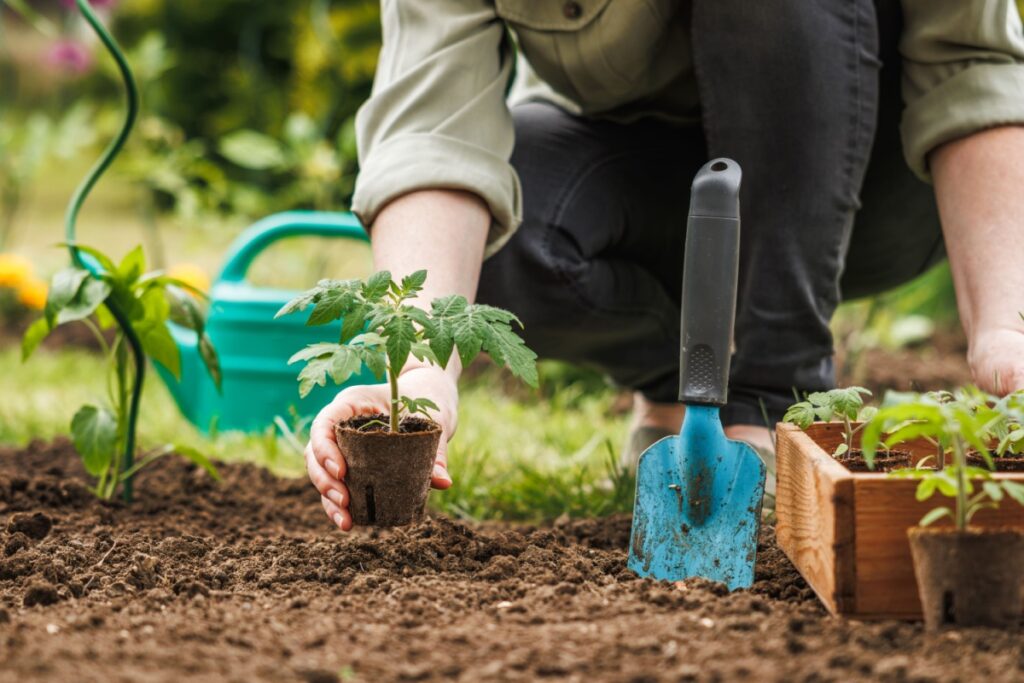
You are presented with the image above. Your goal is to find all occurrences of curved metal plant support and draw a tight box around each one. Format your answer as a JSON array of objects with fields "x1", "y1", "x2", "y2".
[{"x1": 67, "y1": 0, "x2": 143, "y2": 502}]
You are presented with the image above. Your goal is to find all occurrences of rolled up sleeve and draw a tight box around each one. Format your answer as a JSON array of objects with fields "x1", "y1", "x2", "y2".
[
  {"x1": 900, "y1": 0, "x2": 1024, "y2": 181},
  {"x1": 352, "y1": 0, "x2": 520, "y2": 256}
]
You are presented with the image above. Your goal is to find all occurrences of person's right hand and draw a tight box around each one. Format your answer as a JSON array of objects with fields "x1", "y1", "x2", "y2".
[{"x1": 305, "y1": 364, "x2": 459, "y2": 531}]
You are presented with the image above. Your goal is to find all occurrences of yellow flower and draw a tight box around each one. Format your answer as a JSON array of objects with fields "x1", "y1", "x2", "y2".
[
  {"x1": 16, "y1": 277, "x2": 48, "y2": 310},
  {"x1": 0, "y1": 253, "x2": 33, "y2": 288},
  {"x1": 167, "y1": 263, "x2": 211, "y2": 295}
]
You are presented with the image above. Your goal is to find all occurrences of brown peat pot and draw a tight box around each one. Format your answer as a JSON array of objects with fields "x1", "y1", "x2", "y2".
[
  {"x1": 907, "y1": 527, "x2": 1024, "y2": 630},
  {"x1": 335, "y1": 415, "x2": 442, "y2": 527}
]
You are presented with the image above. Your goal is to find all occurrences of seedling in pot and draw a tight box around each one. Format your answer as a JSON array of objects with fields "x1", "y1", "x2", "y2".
[
  {"x1": 862, "y1": 388, "x2": 1024, "y2": 629},
  {"x1": 783, "y1": 387, "x2": 876, "y2": 458},
  {"x1": 22, "y1": 244, "x2": 222, "y2": 500},
  {"x1": 278, "y1": 269, "x2": 538, "y2": 525}
]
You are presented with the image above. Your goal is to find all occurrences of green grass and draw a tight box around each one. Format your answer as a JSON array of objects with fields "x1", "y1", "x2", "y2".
[{"x1": 0, "y1": 342, "x2": 633, "y2": 522}]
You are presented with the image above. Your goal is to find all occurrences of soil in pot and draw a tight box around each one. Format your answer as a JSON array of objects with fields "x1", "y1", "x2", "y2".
[
  {"x1": 335, "y1": 414, "x2": 441, "y2": 527},
  {"x1": 908, "y1": 526, "x2": 1024, "y2": 630},
  {"x1": 836, "y1": 449, "x2": 912, "y2": 473},
  {"x1": 966, "y1": 452, "x2": 1024, "y2": 472}
]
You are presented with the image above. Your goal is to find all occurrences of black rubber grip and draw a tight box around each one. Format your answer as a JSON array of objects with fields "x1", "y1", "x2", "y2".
[{"x1": 678, "y1": 158, "x2": 742, "y2": 406}]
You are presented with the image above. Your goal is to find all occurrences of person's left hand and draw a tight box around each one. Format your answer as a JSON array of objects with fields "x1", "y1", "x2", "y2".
[{"x1": 968, "y1": 327, "x2": 1024, "y2": 395}]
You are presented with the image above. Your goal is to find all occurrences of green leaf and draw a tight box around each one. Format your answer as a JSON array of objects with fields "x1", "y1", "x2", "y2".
[
  {"x1": 833, "y1": 443, "x2": 849, "y2": 458},
  {"x1": 477, "y1": 324, "x2": 538, "y2": 387},
  {"x1": 199, "y1": 334, "x2": 222, "y2": 391},
  {"x1": 276, "y1": 288, "x2": 321, "y2": 319},
  {"x1": 56, "y1": 277, "x2": 112, "y2": 325},
  {"x1": 384, "y1": 315, "x2": 416, "y2": 375},
  {"x1": 783, "y1": 402, "x2": 816, "y2": 430},
  {"x1": 167, "y1": 286, "x2": 205, "y2": 332},
  {"x1": 361, "y1": 347, "x2": 387, "y2": 380},
  {"x1": 71, "y1": 405, "x2": 118, "y2": 477},
  {"x1": 400, "y1": 270, "x2": 427, "y2": 295},
  {"x1": 289, "y1": 342, "x2": 344, "y2": 364},
  {"x1": 915, "y1": 477, "x2": 938, "y2": 501},
  {"x1": 339, "y1": 303, "x2": 368, "y2": 343},
  {"x1": 59, "y1": 244, "x2": 115, "y2": 272},
  {"x1": 307, "y1": 286, "x2": 359, "y2": 326},
  {"x1": 173, "y1": 444, "x2": 222, "y2": 482},
  {"x1": 919, "y1": 506, "x2": 953, "y2": 527},
  {"x1": 218, "y1": 130, "x2": 288, "y2": 170},
  {"x1": 45, "y1": 267, "x2": 90, "y2": 324},
  {"x1": 430, "y1": 294, "x2": 468, "y2": 319},
  {"x1": 410, "y1": 341, "x2": 439, "y2": 366},
  {"x1": 362, "y1": 270, "x2": 392, "y2": 300},
  {"x1": 401, "y1": 395, "x2": 438, "y2": 418},
  {"x1": 807, "y1": 392, "x2": 829, "y2": 407},
  {"x1": 296, "y1": 355, "x2": 333, "y2": 399},
  {"x1": 428, "y1": 325, "x2": 455, "y2": 369},
  {"x1": 982, "y1": 480, "x2": 1004, "y2": 502},
  {"x1": 140, "y1": 322, "x2": 181, "y2": 378},
  {"x1": 329, "y1": 347, "x2": 364, "y2": 385},
  {"x1": 1001, "y1": 480, "x2": 1024, "y2": 506},
  {"x1": 116, "y1": 245, "x2": 146, "y2": 285},
  {"x1": 21, "y1": 317, "x2": 51, "y2": 361}
]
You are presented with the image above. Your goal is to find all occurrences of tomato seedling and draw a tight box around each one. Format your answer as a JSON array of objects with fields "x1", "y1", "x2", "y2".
[
  {"x1": 278, "y1": 270, "x2": 538, "y2": 431},
  {"x1": 22, "y1": 244, "x2": 221, "y2": 500},
  {"x1": 783, "y1": 386, "x2": 877, "y2": 457},
  {"x1": 863, "y1": 388, "x2": 1024, "y2": 529}
]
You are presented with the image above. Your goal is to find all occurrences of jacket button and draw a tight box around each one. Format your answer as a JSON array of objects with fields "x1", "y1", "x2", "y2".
[{"x1": 562, "y1": 1, "x2": 582, "y2": 19}]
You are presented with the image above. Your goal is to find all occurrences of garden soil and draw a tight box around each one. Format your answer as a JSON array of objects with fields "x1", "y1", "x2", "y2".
[{"x1": 2, "y1": 441, "x2": 1023, "y2": 682}]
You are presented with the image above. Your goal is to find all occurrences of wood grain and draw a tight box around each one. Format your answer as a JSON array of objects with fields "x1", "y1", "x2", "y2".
[
  {"x1": 775, "y1": 423, "x2": 854, "y2": 615},
  {"x1": 776, "y1": 421, "x2": 1024, "y2": 619}
]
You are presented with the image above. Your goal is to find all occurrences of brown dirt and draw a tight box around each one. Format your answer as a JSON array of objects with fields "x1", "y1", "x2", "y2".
[
  {"x1": 837, "y1": 328, "x2": 973, "y2": 396},
  {"x1": 837, "y1": 450, "x2": 913, "y2": 473},
  {"x1": 2, "y1": 441, "x2": 1023, "y2": 682}
]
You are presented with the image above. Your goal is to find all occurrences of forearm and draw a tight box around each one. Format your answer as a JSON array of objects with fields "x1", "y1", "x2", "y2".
[
  {"x1": 370, "y1": 188, "x2": 491, "y2": 380},
  {"x1": 930, "y1": 126, "x2": 1024, "y2": 340}
]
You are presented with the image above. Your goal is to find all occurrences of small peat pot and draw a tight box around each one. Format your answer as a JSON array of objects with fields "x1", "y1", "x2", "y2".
[
  {"x1": 908, "y1": 527, "x2": 1024, "y2": 630},
  {"x1": 335, "y1": 415, "x2": 442, "y2": 527},
  {"x1": 775, "y1": 422, "x2": 1024, "y2": 619}
]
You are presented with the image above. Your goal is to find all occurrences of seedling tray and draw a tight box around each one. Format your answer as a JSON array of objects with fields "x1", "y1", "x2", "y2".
[{"x1": 775, "y1": 422, "x2": 1024, "y2": 619}]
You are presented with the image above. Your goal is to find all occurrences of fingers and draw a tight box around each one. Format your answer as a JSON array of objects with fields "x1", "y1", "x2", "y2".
[
  {"x1": 306, "y1": 441, "x2": 350, "y2": 505},
  {"x1": 431, "y1": 436, "x2": 453, "y2": 490},
  {"x1": 321, "y1": 494, "x2": 352, "y2": 532}
]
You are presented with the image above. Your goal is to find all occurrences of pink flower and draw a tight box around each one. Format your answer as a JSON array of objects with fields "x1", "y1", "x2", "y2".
[{"x1": 45, "y1": 40, "x2": 94, "y2": 75}]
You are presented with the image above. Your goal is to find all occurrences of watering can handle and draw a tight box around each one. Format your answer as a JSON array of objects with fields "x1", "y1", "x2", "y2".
[
  {"x1": 217, "y1": 211, "x2": 369, "y2": 283},
  {"x1": 678, "y1": 159, "x2": 742, "y2": 406}
]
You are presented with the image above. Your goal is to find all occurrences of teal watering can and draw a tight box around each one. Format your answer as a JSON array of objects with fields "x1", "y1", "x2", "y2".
[{"x1": 155, "y1": 211, "x2": 377, "y2": 433}]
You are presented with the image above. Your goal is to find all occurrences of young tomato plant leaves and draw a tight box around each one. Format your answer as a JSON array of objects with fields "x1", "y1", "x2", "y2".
[{"x1": 280, "y1": 270, "x2": 538, "y2": 432}]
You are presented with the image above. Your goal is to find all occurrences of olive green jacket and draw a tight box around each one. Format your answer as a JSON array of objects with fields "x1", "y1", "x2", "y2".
[{"x1": 353, "y1": 0, "x2": 1024, "y2": 255}]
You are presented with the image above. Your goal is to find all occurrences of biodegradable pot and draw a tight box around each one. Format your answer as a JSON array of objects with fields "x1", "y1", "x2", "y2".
[
  {"x1": 335, "y1": 416, "x2": 442, "y2": 527},
  {"x1": 908, "y1": 527, "x2": 1024, "y2": 630}
]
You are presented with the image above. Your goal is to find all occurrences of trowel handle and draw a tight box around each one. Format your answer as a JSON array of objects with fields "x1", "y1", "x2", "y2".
[
  {"x1": 218, "y1": 211, "x2": 368, "y2": 283},
  {"x1": 678, "y1": 159, "x2": 742, "y2": 406}
]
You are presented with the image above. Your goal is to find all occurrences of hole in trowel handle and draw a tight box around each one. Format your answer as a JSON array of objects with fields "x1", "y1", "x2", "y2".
[{"x1": 710, "y1": 161, "x2": 728, "y2": 172}]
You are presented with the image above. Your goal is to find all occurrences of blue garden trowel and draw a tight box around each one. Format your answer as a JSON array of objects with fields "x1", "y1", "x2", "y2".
[{"x1": 627, "y1": 159, "x2": 766, "y2": 590}]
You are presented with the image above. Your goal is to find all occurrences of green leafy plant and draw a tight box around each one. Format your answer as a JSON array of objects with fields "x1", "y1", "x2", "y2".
[
  {"x1": 277, "y1": 270, "x2": 538, "y2": 432},
  {"x1": 22, "y1": 244, "x2": 222, "y2": 499},
  {"x1": 783, "y1": 386, "x2": 877, "y2": 457},
  {"x1": 863, "y1": 388, "x2": 1024, "y2": 529}
]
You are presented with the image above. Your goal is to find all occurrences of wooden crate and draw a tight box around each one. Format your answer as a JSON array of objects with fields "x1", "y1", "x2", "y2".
[{"x1": 775, "y1": 421, "x2": 1024, "y2": 619}]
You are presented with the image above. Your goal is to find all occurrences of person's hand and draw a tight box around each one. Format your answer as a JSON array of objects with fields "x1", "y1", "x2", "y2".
[
  {"x1": 306, "y1": 364, "x2": 459, "y2": 531},
  {"x1": 968, "y1": 327, "x2": 1024, "y2": 395}
]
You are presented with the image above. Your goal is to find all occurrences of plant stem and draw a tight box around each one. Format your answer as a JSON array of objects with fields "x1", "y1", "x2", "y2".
[
  {"x1": 953, "y1": 436, "x2": 968, "y2": 531},
  {"x1": 843, "y1": 414, "x2": 854, "y2": 455},
  {"x1": 388, "y1": 363, "x2": 400, "y2": 433}
]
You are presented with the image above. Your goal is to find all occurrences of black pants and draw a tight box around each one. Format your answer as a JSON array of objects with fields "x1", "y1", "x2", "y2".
[{"x1": 478, "y1": 0, "x2": 945, "y2": 426}]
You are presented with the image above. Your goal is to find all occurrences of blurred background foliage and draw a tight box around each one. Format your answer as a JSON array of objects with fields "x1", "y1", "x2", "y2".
[{"x1": 0, "y1": 0, "x2": 379, "y2": 237}]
